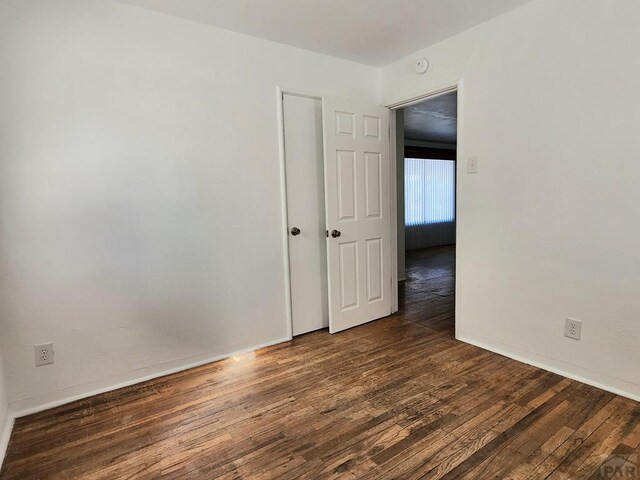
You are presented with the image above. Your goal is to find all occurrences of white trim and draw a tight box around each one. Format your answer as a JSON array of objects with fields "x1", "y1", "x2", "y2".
[
  {"x1": 389, "y1": 112, "x2": 398, "y2": 313},
  {"x1": 0, "y1": 413, "x2": 14, "y2": 470},
  {"x1": 458, "y1": 331, "x2": 640, "y2": 402},
  {"x1": 277, "y1": 86, "x2": 324, "y2": 340},
  {"x1": 385, "y1": 81, "x2": 459, "y2": 110},
  {"x1": 277, "y1": 87, "x2": 295, "y2": 340},
  {"x1": 9, "y1": 336, "x2": 290, "y2": 418},
  {"x1": 453, "y1": 79, "x2": 464, "y2": 341},
  {"x1": 277, "y1": 86, "x2": 324, "y2": 101}
]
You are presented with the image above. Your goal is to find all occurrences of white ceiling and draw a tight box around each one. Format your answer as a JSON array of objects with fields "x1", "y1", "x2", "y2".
[{"x1": 115, "y1": 0, "x2": 533, "y2": 67}]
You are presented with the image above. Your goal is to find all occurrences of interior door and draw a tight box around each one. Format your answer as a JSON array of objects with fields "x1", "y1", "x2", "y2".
[
  {"x1": 323, "y1": 97, "x2": 391, "y2": 333},
  {"x1": 283, "y1": 94, "x2": 329, "y2": 336}
]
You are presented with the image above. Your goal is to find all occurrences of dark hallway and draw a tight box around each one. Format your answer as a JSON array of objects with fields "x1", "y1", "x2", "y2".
[{"x1": 398, "y1": 245, "x2": 455, "y2": 337}]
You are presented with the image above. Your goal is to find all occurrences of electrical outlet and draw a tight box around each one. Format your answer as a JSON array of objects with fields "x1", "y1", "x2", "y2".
[
  {"x1": 564, "y1": 318, "x2": 582, "y2": 341},
  {"x1": 34, "y1": 343, "x2": 54, "y2": 366}
]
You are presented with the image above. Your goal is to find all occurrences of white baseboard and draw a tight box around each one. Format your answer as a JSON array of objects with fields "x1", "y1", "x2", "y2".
[
  {"x1": 0, "y1": 412, "x2": 14, "y2": 470},
  {"x1": 9, "y1": 336, "x2": 292, "y2": 418},
  {"x1": 6, "y1": 330, "x2": 637, "y2": 469},
  {"x1": 457, "y1": 331, "x2": 640, "y2": 402}
]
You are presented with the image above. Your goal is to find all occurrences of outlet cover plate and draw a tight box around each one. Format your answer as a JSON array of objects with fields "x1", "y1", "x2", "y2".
[
  {"x1": 564, "y1": 318, "x2": 582, "y2": 341},
  {"x1": 35, "y1": 343, "x2": 54, "y2": 366}
]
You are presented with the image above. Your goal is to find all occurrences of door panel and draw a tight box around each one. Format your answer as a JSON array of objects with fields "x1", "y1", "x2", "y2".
[
  {"x1": 366, "y1": 238, "x2": 383, "y2": 302},
  {"x1": 365, "y1": 152, "x2": 382, "y2": 219},
  {"x1": 283, "y1": 94, "x2": 328, "y2": 336},
  {"x1": 323, "y1": 97, "x2": 391, "y2": 333},
  {"x1": 339, "y1": 241, "x2": 359, "y2": 310},
  {"x1": 337, "y1": 150, "x2": 357, "y2": 221}
]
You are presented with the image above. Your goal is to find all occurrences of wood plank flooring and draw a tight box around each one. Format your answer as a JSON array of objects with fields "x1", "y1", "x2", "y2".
[
  {"x1": 401, "y1": 246, "x2": 456, "y2": 337},
  {"x1": 2, "y1": 246, "x2": 639, "y2": 479}
]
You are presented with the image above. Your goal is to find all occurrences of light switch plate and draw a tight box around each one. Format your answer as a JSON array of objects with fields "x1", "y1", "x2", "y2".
[{"x1": 467, "y1": 156, "x2": 478, "y2": 174}]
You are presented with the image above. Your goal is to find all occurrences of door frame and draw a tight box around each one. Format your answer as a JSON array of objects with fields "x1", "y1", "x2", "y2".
[
  {"x1": 277, "y1": 86, "x2": 326, "y2": 340},
  {"x1": 279, "y1": 82, "x2": 454, "y2": 339},
  {"x1": 385, "y1": 79, "x2": 463, "y2": 338}
]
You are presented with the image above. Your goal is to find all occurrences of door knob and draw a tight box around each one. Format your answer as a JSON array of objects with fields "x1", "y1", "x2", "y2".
[
  {"x1": 290, "y1": 227, "x2": 301, "y2": 236},
  {"x1": 331, "y1": 229, "x2": 341, "y2": 238}
]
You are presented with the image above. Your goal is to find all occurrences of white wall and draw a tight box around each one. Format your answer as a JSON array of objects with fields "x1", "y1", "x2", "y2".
[
  {"x1": 383, "y1": 0, "x2": 640, "y2": 400},
  {"x1": 0, "y1": 0, "x2": 378, "y2": 413},
  {"x1": 0, "y1": 353, "x2": 6, "y2": 424},
  {"x1": 0, "y1": 347, "x2": 9, "y2": 465}
]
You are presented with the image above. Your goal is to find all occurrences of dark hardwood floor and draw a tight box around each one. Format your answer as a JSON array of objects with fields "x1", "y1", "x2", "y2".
[
  {"x1": 400, "y1": 245, "x2": 456, "y2": 337},
  {"x1": 2, "y1": 245, "x2": 639, "y2": 479}
]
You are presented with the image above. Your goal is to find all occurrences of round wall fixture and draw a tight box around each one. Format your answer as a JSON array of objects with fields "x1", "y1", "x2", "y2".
[{"x1": 415, "y1": 58, "x2": 429, "y2": 74}]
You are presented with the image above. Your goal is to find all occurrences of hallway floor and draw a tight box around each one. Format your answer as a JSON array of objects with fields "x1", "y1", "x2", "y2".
[{"x1": 400, "y1": 245, "x2": 455, "y2": 337}]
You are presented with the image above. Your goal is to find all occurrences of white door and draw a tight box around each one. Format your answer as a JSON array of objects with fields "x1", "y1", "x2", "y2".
[
  {"x1": 323, "y1": 97, "x2": 391, "y2": 333},
  {"x1": 283, "y1": 94, "x2": 329, "y2": 336}
]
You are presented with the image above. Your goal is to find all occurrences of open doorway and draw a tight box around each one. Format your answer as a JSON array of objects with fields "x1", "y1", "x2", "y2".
[{"x1": 395, "y1": 91, "x2": 457, "y2": 337}]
